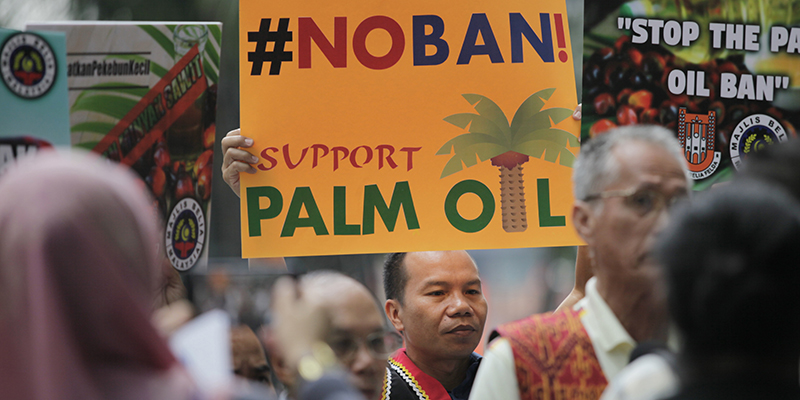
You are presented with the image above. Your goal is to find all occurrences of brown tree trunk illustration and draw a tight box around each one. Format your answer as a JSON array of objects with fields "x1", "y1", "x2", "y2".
[{"x1": 498, "y1": 164, "x2": 527, "y2": 232}]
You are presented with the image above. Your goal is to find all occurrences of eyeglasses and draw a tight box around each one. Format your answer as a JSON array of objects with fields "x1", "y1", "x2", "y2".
[
  {"x1": 327, "y1": 331, "x2": 403, "y2": 364},
  {"x1": 583, "y1": 187, "x2": 689, "y2": 217}
]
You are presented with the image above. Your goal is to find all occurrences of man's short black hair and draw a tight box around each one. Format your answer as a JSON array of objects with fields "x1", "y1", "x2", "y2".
[
  {"x1": 657, "y1": 182, "x2": 800, "y2": 360},
  {"x1": 383, "y1": 253, "x2": 408, "y2": 303}
]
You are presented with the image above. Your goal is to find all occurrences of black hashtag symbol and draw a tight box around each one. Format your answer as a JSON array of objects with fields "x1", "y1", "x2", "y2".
[{"x1": 248, "y1": 18, "x2": 293, "y2": 76}]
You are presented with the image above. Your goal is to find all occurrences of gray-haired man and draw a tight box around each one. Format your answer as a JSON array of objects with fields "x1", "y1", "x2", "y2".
[{"x1": 469, "y1": 126, "x2": 691, "y2": 400}]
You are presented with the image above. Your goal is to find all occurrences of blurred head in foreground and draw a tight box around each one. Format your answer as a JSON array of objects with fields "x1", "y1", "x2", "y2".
[
  {"x1": 270, "y1": 271, "x2": 397, "y2": 400},
  {"x1": 657, "y1": 182, "x2": 800, "y2": 382},
  {"x1": 0, "y1": 152, "x2": 192, "y2": 400}
]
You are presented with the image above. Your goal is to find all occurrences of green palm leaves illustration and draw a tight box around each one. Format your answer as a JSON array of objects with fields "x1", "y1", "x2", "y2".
[{"x1": 437, "y1": 88, "x2": 577, "y2": 232}]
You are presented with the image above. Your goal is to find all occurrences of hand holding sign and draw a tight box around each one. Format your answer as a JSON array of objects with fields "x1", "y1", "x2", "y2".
[{"x1": 221, "y1": 128, "x2": 257, "y2": 196}]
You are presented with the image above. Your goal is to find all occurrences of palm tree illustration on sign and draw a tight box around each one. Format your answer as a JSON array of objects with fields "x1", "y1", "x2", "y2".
[{"x1": 437, "y1": 88, "x2": 577, "y2": 232}]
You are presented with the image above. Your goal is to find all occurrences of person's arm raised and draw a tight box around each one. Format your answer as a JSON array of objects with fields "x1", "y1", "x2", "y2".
[{"x1": 554, "y1": 245, "x2": 591, "y2": 313}]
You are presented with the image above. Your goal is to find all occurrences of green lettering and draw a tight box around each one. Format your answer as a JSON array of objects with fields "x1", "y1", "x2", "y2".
[
  {"x1": 180, "y1": 68, "x2": 191, "y2": 92},
  {"x1": 175, "y1": 71, "x2": 186, "y2": 96},
  {"x1": 281, "y1": 187, "x2": 329, "y2": 237},
  {"x1": 153, "y1": 94, "x2": 165, "y2": 116},
  {"x1": 444, "y1": 180, "x2": 494, "y2": 233},
  {"x1": 171, "y1": 78, "x2": 182, "y2": 102},
  {"x1": 246, "y1": 186, "x2": 283, "y2": 237},
  {"x1": 362, "y1": 181, "x2": 420, "y2": 235},
  {"x1": 165, "y1": 85, "x2": 174, "y2": 109},
  {"x1": 334, "y1": 186, "x2": 360, "y2": 235},
  {"x1": 192, "y1": 56, "x2": 204, "y2": 81},
  {"x1": 144, "y1": 106, "x2": 156, "y2": 131},
  {"x1": 129, "y1": 116, "x2": 142, "y2": 134},
  {"x1": 537, "y1": 179, "x2": 565, "y2": 227}
]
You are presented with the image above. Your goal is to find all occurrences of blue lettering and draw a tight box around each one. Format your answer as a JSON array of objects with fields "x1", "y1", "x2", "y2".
[
  {"x1": 413, "y1": 15, "x2": 450, "y2": 66},
  {"x1": 457, "y1": 13, "x2": 504, "y2": 64},
  {"x1": 510, "y1": 13, "x2": 554, "y2": 63}
]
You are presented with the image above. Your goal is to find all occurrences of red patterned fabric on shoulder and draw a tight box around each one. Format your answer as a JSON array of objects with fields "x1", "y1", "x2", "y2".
[{"x1": 495, "y1": 309, "x2": 608, "y2": 400}]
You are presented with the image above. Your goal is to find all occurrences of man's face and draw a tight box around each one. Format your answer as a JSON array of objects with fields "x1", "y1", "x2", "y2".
[
  {"x1": 390, "y1": 251, "x2": 488, "y2": 363},
  {"x1": 578, "y1": 141, "x2": 689, "y2": 296},
  {"x1": 324, "y1": 288, "x2": 388, "y2": 400}
]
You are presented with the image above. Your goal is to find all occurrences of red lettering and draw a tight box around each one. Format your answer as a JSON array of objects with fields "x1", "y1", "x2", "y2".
[
  {"x1": 311, "y1": 144, "x2": 330, "y2": 168},
  {"x1": 283, "y1": 144, "x2": 309, "y2": 169},
  {"x1": 400, "y1": 147, "x2": 422, "y2": 171},
  {"x1": 376, "y1": 144, "x2": 398, "y2": 169},
  {"x1": 353, "y1": 16, "x2": 405, "y2": 70},
  {"x1": 349, "y1": 145, "x2": 374, "y2": 168},
  {"x1": 299, "y1": 17, "x2": 347, "y2": 68},
  {"x1": 258, "y1": 147, "x2": 279, "y2": 171},
  {"x1": 332, "y1": 146, "x2": 349, "y2": 171},
  {"x1": 261, "y1": 144, "x2": 420, "y2": 171}
]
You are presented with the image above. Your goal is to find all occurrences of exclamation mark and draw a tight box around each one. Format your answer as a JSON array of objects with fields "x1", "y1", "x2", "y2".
[{"x1": 554, "y1": 14, "x2": 568, "y2": 63}]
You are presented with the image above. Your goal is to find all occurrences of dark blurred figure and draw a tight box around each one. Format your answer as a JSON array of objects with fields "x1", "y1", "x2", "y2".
[
  {"x1": 0, "y1": 152, "x2": 195, "y2": 400},
  {"x1": 657, "y1": 183, "x2": 800, "y2": 400},
  {"x1": 232, "y1": 325, "x2": 273, "y2": 388},
  {"x1": 739, "y1": 139, "x2": 800, "y2": 200}
]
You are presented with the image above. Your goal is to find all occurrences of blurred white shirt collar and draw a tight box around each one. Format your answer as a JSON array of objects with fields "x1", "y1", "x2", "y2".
[{"x1": 574, "y1": 277, "x2": 637, "y2": 379}]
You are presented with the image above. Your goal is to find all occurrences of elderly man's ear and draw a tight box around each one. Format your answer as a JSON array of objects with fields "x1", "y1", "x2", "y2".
[{"x1": 572, "y1": 202, "x2": 596, "y2": 245}]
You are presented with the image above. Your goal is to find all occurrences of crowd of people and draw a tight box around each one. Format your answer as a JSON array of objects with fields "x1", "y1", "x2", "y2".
[{"x1": 1, "y1": 124, "x2": 798, "y2": 400}]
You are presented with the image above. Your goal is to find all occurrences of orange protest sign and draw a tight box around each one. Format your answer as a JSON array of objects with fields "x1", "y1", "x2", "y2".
[{"x1": 239, "y1": 0, "x2": 583, "y2": 257}]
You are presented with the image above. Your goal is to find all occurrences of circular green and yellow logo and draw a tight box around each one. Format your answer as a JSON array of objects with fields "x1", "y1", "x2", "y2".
[
  {"x1": 165, "y1": 198, "x2": 206, "y2": 271},
  {"x1": 1, "y1": 33, "x2": 56, "y2": 99},
  {"x1": 730, "y1": 114, "x2": 788, "y2": 170}
]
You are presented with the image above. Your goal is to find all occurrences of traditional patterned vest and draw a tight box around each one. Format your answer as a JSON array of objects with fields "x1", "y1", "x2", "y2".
[
  {"x1": 493, "y1": 309, "x2": 608, "y2": 400},
  {"x1": 380, "y1": 348, "x2": 452, "y2": 400}
]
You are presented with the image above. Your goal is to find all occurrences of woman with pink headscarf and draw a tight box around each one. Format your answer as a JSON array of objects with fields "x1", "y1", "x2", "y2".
[{"x1": 0, "y1": 152, "x2": 195, "y2": 400}]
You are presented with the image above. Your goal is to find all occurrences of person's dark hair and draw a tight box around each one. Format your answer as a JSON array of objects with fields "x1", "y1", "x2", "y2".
[
  {"x1": 383, "y1": 253, "x2": 408, "y2": 303},
  {"x1": 657, "y1": 182, "x2": 800, "y2": 360},
  {"x1": 739, "y1": 138, "x2": 800, "y2": 202}
]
